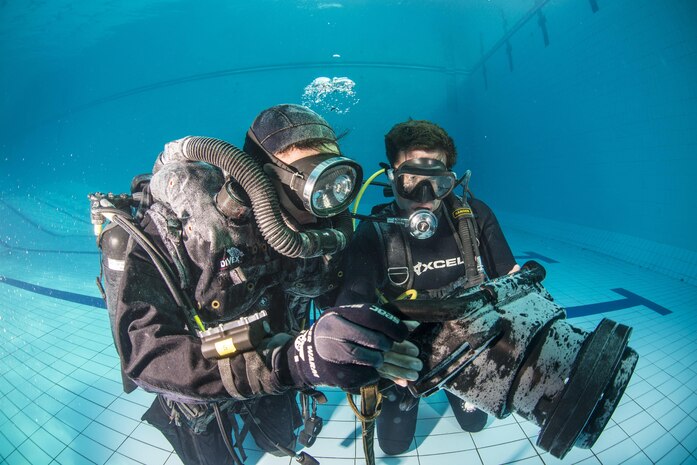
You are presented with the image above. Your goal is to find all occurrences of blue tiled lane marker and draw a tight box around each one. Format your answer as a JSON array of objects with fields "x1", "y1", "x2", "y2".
[
  {"x1": 566, "y1": 288, "x2": 672, "y2": 318},
  {"x1": 0, "y1": 275, "x2": 106, "y2": 309},
  {"x1": 510, "y1": 253, "x2": 671, "y2": 318}
]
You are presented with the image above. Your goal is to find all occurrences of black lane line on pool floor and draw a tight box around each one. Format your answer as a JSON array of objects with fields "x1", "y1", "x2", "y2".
[{"x1": 0, "y1": 275, "x2": 106, "y2": 309}]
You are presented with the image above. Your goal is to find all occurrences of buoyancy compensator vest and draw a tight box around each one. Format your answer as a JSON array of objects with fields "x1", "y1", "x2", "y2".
[{"x1": 372, "y1": 194, "x2": 487, "y2": 300}]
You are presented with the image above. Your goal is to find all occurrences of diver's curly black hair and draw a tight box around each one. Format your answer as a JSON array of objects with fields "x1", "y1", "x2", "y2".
[{"x1": 384, "y1": 119, "x2": 457, "y2": 168}]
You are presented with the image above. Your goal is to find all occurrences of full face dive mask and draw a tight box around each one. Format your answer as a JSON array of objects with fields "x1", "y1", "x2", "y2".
[{"x1": 265, "y1": 153, "x2": 363, "y2": 218}]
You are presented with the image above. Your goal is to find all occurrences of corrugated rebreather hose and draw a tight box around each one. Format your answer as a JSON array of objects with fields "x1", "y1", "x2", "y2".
[{"x1": 160, "y1": 136, "x2": 350, "y2": 258}]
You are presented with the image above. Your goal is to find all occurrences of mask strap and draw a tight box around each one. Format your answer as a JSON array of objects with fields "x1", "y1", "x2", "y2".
[
  {"x1": 262, "y1": 164, "x2": 304, "y2": 192},
  {"x1": 247, "y1": 128, "x2": 300, "y2": 172}
]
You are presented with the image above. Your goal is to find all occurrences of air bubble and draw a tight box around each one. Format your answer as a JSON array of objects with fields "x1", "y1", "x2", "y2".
[{"x1": 302, "y1": 76, "x2": 359, "y2": 114}]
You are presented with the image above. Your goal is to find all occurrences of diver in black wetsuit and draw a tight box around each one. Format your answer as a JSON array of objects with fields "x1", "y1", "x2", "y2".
[
  {"x1": 104, "y1": 105, "x2": 422, "y2": 465},
  {"x1": 336, "y1": 119, "x2": 520, "y2": 455}
]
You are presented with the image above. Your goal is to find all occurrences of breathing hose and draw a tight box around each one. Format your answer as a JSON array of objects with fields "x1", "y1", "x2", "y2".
[
  {"x1": 159, "y1": 136, "x2": 352, "y2": 259},
  {"x1": 96, "y1": 205, "x2": 205, "y2": 332},
  {"x1": 351, "y1": 168, "x2": 386, "y2": 229}
]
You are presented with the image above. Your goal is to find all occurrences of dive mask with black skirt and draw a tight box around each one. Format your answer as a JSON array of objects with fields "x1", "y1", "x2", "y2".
[{"x1": 387, "y1": 158, "x2": 457, "y2": 203}]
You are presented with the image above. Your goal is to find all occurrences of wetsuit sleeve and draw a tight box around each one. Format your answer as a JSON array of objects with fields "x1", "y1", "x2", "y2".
[
  {"x1": 471, "y1": 198, "x2": 517, "y2": 279},
  {"x1": 113, "y1": 218, "x2": 287, "y2": 402},
  {"x1": 334, "y1": 220, "x2": 383, "y2": 306}
]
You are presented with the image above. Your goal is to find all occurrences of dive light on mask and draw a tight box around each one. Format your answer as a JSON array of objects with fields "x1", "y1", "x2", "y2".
[{"x1": 266, "y1": 154, "x2": 363, "y2": 218}]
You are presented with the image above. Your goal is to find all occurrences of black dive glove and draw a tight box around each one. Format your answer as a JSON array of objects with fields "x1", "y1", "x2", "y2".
[{"x1": 282, "y1": 304, "x2": 410, "y2": 391}]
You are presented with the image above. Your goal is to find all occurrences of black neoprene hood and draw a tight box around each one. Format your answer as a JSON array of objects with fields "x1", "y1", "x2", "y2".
[{"x1": 246, "y1": 104, "x2": 337, "y2": 156}]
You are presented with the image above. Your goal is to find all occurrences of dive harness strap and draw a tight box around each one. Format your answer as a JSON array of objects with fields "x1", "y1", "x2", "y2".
[
  {"x1": 347, "y1": 385, "x2": 383, "y2": 465},
  {"x1": 217, "y1": 359, "x2": 238, "y2": 402},
  {"x1": 444, "y1": 195, "x2": 486, "y2": 288},
  {"x1": 373, "y1": 203, "x2": 414, "y2": 289},
  {"x1": 373, "y1": 195, "x2": 486, "y2": 297}
]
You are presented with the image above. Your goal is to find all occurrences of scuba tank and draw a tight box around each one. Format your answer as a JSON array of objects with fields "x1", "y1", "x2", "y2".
[
  {"x1": 98, "y1": 222, "x2": 129, "y2": 320},
  {"x1": 90, "y1": 188, "x2": 147, "y2": 393}
]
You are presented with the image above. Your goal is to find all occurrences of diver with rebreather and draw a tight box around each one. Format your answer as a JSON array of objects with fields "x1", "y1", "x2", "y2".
[
  {"x1": 89, "y1": 107, "x2": 639, "y2": 465},
  {"x1": 90, "y1": 104, "x2": 422, "y2": 465}
]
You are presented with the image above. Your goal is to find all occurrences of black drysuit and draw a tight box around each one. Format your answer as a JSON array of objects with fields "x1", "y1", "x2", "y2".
[
  {"x1": 114, "y1": 190, "x2": 341, "y2": 464},
  {"x1": 335, "y1": 196, "x2": 517, "y2": 454}
]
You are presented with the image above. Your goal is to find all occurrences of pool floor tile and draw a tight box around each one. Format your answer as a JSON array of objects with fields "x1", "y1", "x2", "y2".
[{"x1": 2, "y1": 205, "x2": 697, "y2": 465}]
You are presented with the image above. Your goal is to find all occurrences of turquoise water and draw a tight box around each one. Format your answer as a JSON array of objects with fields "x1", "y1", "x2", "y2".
[
  {"x1": 1, "y1": 1, "x2": 697, "y2": 464},
  {"x1": 2, "y1": 0, "x2": 696, "y2": 253}
]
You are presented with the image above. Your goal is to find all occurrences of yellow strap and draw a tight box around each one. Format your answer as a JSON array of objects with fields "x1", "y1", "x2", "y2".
[
  {"x1": 395, "y1": 289, "x2": 418, "y2": 300},
  {"x1": 375, "y1": 287, "x2": 418, "y2": 304}
]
